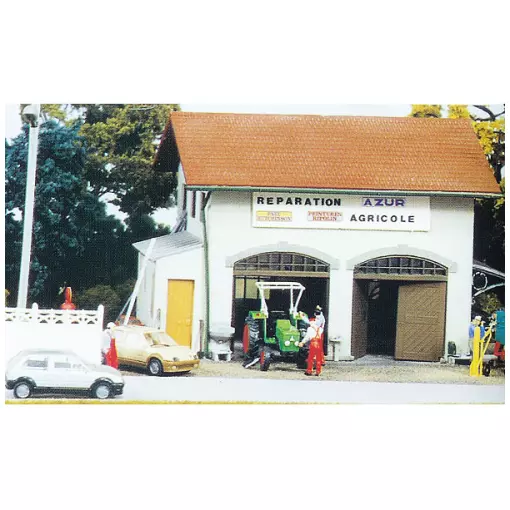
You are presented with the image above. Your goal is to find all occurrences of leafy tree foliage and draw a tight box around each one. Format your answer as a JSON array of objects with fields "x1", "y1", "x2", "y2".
[
  {"x1": 75, "y1": 284, "x2": 121, "y2": 324},
  {"x1": 6, "y1": 121, "x2": 90, "y2": 304},
  {"x1": 409, "y1": 105, "x2": 443, "y2": 118},
  {"x1": 5, "y1": 117, "x2": 171, "y2": 308},
  {"x1": 447, "y1": 104, "x2": 505, "y2": 183},
  {"x1": 71, "y1": 104, "x2": 180, "y2": 215}
]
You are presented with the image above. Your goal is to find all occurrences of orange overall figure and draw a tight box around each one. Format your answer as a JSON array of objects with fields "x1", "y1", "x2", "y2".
[
  {"x1": 60, "y1": 287, "x2": 76, "y2": 310},
  {"x1": 300, "y1": 321, "x2": 324, "y2": 376},
  {"x1": 105, "y1": 337, "x2": 118, "y2": 369}
]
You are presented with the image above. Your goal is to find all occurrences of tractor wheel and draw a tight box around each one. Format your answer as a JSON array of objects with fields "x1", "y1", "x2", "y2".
[
  {"x1": 243, "y1": 316, "x2": 261, "y2": 362},
  {"x1": 243, "y1": 324, "x2": 250, "y2": 354},
  {"x1": 260, "y1": 348, "x2": 271, "y2": 371},
  {"x1": 296, "y1": 347, "x2": 308, "y2": 369},
  {"x1": 483, "y1": 363, "x2": 491, "y2": 377}
]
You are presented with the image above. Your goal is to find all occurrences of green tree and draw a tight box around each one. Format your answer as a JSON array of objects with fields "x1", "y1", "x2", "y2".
[
  {"x1": 5, "y1": 120, "x2": 132, "y2": 306},
  {"x1": 71, "y1": 104, "x2": 180, "y2": 216},
  {"x1": 5, "y1": 109, "x2": 173, "y2": 308},
  {"x1": 5, "y1": 120, "x2": 91, "y2": 304},
  {"x1": 75, "y1": 284, "x2": 121, "y2": 324}
]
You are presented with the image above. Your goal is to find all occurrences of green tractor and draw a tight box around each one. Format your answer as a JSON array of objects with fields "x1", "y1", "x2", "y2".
[{"x1": 242, "y1": 282, "x2": 310, "y2": 371}]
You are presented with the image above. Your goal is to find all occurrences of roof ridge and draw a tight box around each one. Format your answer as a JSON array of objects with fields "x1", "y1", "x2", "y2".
[{"x1": 171, "y1": 110, "x2": 473, "y2": 123}]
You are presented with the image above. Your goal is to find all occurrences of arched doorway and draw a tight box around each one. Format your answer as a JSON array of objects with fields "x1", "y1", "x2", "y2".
[
  {"x1": 352, "y1": 256, "x2": 448, "y2": 361},
  {"x1": 233, "y1": 252, "x2": 330, "y2": 343}
]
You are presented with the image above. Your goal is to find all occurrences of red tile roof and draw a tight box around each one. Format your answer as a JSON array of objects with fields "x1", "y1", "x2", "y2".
[{"x1": 160, "y1": 112, "x2": 500, "y2": 196}]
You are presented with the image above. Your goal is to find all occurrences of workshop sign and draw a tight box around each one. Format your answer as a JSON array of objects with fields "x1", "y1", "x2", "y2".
[{"x1": 252, "y1": 193, "x2": 430, "y2": 231}]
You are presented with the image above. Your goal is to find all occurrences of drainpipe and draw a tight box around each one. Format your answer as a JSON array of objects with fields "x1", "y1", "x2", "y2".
[{"x1": 201, "y1": 192, "x2": 212, "y2": 357}]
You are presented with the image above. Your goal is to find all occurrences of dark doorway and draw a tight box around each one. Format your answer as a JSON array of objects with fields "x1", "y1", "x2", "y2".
[
  {"x1": 232, "y1": 252, "x2": 331, "y2": 357},
  {"x1": 366, "y1": 281, "x2": 399, "y2": 355},
  {"x1": 233, "y1": 275, "x2": 328, "y2": 334}
]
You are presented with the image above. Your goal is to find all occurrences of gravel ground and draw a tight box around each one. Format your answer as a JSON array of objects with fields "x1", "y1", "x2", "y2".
[{"x1": 120, "y1": 344, "x2": 505, "y2": 385}]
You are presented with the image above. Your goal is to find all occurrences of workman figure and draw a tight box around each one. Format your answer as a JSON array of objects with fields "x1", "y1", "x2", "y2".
[
  {"x1": 313, "y1": 305, "x2": 326, "y2": 329},
  {"x1": 468, "y1": 315, "x2": 485, "y2": 356},
  {"x1": 313, "y1": 305, "x2": 326, "y2": 366},
  {"x1": 101, "y1": 322, "x2": 116, "y2": 365},
  {"x1": 299, "y1": 320, "x2": 324, "y2": 376}
]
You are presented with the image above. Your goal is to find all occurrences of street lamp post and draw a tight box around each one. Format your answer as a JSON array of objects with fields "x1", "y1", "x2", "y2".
[{"x1": 17, "y1": 104, "x2": 41, "y2": 309}]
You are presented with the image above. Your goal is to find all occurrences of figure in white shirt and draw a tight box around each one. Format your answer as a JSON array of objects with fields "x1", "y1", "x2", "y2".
[{"x1": 299, "y1": 320, "x2": 324, "y2": 376}]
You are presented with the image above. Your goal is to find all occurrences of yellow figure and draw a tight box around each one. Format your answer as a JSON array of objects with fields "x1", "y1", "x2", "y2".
[
  {"x1": 469, "y1": 322, "x2": 493, "y2": 377},
  {"x1": 469, "y1": 326, "x2": 482, "y2": 376}
]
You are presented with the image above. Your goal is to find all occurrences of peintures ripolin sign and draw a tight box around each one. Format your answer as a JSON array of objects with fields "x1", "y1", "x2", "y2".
[{"x1": 252, "y1": 193, "x2": 430, "y2": 231}]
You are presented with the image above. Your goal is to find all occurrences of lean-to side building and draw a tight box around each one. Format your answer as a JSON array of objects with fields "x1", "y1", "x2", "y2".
[{"x1": 133, "y1": 112, "x2": 501, "y2": 361}]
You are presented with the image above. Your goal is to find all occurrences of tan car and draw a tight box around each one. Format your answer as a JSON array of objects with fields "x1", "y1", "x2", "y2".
[{"x1": 112, "y1": 326, "x2": 200, "y2": 376}]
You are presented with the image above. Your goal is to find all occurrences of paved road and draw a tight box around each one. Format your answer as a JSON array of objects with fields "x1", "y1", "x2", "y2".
[{"x1": 5, "y1": 376, "x2": 505, "y2": 404}]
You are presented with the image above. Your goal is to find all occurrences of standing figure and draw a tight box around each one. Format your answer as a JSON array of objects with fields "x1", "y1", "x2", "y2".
[
  {"x1": 102, "y1": 322, "x2": 118, "y2": 368},
  {"x1": 313, "y1": 305, "x2": 326, "y2": 366},
  {"x1": 299, "y1": 320, "x2": 324, "y2": 376},
  {"x1": 468, "y1": 316, "x2": 485, "y2": 356},
  {"x1": 60, "y1": 287, "x2": 76, "y2": 310}
]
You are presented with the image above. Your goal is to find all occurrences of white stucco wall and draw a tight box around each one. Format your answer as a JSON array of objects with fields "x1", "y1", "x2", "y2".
[
  {"x1": 136, "y1": 248, "x2": 204, "y2": 353},
  {"x1": 5, "y1": 305, "x2": 104, "y2": 365},
  {"x1": 136, "y1": 258, "x2": 157, "y2": 327},
  {"x1": 206, "y1": 191, "x2": 475, "y2": 357}
]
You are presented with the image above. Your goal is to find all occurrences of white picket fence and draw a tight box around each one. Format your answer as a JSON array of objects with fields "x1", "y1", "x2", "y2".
[{"x1": 4, "y1": 304, "x2": 104, "y2": 365}]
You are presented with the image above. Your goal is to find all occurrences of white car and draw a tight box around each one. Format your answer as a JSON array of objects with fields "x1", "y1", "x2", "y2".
[{"x1": 5, "y1": 349, "x2": 125, "y2": 400}]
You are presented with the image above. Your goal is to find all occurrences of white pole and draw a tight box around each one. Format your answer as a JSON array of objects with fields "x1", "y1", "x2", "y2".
[
  {"x1": 124, "y1": 238, "x2": 157, "y2": 325},
  {"x1": 17, "y1": 106, "x2": 40, "y2": 309}
]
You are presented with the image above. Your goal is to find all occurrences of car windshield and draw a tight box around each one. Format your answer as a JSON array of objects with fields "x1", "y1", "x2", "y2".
[
  {"x1": 7, "y1": 351, "x2": 29, "y2": 369},
  {"x1": 145, "y1": 331, "x2": 178, "y2": 346}
]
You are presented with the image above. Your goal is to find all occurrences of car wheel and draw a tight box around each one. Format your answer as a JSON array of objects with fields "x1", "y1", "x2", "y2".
[
  {"x1": 93, "y1": 381, "x2": 112, "y2": 399},
  {"x1": 148, "y1": 358, "x2": 163, "y2": 376},
  {"x1": 13, "y1": 381, "x2": 33, "y2": 399}
]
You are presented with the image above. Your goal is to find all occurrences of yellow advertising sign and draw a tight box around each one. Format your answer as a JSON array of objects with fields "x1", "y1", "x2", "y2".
[{"x1": 256, "y1": 211, "x2": 293, "y2": 222}]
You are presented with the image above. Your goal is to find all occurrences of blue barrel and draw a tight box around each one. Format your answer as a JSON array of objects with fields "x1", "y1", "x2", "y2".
[{"x1": 495, "y1": 310, "x2": 505, "y2": 345}]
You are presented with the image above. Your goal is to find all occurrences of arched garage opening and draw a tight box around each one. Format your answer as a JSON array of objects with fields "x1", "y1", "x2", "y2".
[
  {"x1": 233, "y1": 252, "x2": 330, "y2": 343},
  {"x1": 352, "y1": 256, "x2": 448, "y2": 362}
]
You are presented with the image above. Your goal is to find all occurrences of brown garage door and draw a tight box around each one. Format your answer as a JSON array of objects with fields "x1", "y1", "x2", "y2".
[
  {"x1": 395, "y1": 282, "x2": 446, "y2": 361},
  {"x1": 351, "y1": 279, "x2": 369, "y2": 359}
]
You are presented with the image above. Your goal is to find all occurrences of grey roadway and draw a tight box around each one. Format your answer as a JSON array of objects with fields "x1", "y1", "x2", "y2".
[{"x1": 5, "y1": 376, "x2": 505, "y2": 404}]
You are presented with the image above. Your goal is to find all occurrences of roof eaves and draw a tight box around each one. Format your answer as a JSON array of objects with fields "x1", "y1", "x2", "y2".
[
  {"x1": 473, "y1": 260, "x2": 505, "y2": 279},
  {"x1": 132, "y1": 241, "x2": 202, "y2": 261},
  {"x1": 184, "y1": 184, "x2": 502, "y2": 199}
]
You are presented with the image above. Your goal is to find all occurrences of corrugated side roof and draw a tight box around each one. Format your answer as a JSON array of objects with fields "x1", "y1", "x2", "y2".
[
  {"x1": 168, "y1": 112, "x2": 500, "y2": 196},
  {"x1": 133, "y1": 232, "x2": 202, "y2": 260},
  {"x1": 473, "y1": 259, "x2": 505, "y2": 279}
]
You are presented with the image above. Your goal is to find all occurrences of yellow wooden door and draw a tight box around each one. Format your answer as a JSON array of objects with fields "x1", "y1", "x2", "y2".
[{"x1": 166, "y1": 280, "x2": 194, "y2": 347}]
